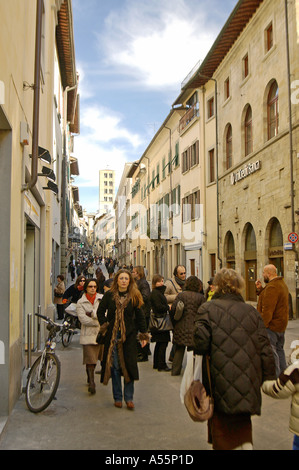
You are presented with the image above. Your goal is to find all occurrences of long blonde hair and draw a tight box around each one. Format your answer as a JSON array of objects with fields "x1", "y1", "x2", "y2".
[{"x1": 110, "y1": 269, "x2": 144, "y2": 308}]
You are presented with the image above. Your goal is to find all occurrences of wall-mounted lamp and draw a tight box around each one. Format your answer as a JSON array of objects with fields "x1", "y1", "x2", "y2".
[
  {"x1": 29, "y1": 146, "x2": 52, "y2": 164},
  {"x1": 38, "y1": 166, "x2": 56, "y2": 182},
  {"x1": 43, "y1": 180, "x2": 58, "y2": 195}
]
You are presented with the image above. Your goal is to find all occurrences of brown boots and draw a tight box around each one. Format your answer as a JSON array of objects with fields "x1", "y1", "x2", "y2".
[{"x1": 86, "y1": 365, "x2": 96, "y2": 394}]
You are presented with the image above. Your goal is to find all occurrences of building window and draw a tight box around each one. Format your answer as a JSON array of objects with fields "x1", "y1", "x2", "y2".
[
  {"x1": 171, "y1": 185, "x2": 181, "y2": 216},
  {"x1": 156, "y1": 164, "x2": 160, "y2": 185},
  {"x1": 182, "y1": 140, "x2": 199, "y2": 173},
  {"x1": 190, "y1": 141, "x2": 199, "y2": 167},
  {"x1": 224, "y1": 77, "x2": 230, "y2": 100},
  {"x1": 174, "y1": 142, "x2": 179, "y2": 167},
  {"x1": 207, "y1": 97, "x2": 214, "y2": 119},
  {"x1": 244, "y1": 105, "x2": 253, "y2": 156},
  {"x1": 162, "y1": 157, "x2": 169, "y2": 179},
  {"x1": 182, "y1": 149, "x2": 189, "y2": 173},
  {"x1": 182, "y1": 190, "x2": 200, "y2": 222},
  {"x1": 208, "y1": 148, "x2": 215, "y2": 183},
  {"x1": 242, "y1": 53, "x2": 249, "y2": 80},
  {"x1": 265, "y1": 22, "x2": 273, "y2": 53},
  {"x1": 225, "y1": 124, "x2": 232, "y2": 170},
  {"x1": 267, "y1": 81, "x2": 279, "y2": 140}
]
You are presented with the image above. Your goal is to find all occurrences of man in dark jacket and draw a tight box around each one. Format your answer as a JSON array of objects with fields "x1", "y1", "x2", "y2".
[
  {"x1": 256, "y1": 264, "x2": 289, "y2": 377},
  {"x1": 193, "y1": 268, "x2": 276, "y2": 450}
]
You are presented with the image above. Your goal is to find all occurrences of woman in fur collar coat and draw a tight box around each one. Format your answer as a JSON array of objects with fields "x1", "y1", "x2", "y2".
[
  {"x1": 97, "y1": 269, "x2": 149, "y2": 410},
  {"x1": 77, "y1": 279, "x2": 102, "y2": 394}
]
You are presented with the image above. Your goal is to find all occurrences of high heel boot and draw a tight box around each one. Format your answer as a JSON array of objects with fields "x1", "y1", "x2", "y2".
[{"x1": 86, "y1": 365, "x2": 96, "y2": 394}]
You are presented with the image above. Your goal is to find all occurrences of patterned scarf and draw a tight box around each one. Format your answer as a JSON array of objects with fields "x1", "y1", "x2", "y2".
[{"x1": 103, "y1": 291, "x2": 131, "y2": 385}]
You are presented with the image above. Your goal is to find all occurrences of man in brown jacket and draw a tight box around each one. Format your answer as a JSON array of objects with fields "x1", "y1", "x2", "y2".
[{"x1": 256, "y1": 264, "x2": 289, "y2": 377}]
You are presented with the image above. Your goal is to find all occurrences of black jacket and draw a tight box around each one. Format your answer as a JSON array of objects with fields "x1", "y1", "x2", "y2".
[
  {"x1": 193, "y1": 293, "x2": 276, "y2": 416},
  {"x1": 149, "y1": 285, "x2": 171, "y2": 343},
  {"x1": 136, "y1": 278, "x2": 151, "y2": 318},
  {"x1": 63, "y1": 284, "x2": 83, "y2": 304}
]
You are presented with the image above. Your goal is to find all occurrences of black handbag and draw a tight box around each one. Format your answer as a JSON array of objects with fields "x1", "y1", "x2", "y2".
[
  {"x1": 96, "y1": 322, "x2": 109, "y2": 344},
  {"x1": 149, "y1": 311, "x2": 173, "y2": 332}
]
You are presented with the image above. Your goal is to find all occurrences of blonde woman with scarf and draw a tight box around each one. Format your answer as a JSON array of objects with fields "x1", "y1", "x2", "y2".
[
  {"x1": 77, "y1": 278, "x2": 103, "y2": 395},
  {"x1": 97, "y1": 269, "x2": 150, "y2": 410}
]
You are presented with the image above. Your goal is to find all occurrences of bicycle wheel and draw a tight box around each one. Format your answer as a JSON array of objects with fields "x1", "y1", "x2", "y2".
[
  {"x1": 25, "y1": 353, "x2": 61, "y2": 413},
  {"x1": 61, "y1": 327, "x2": 74, "y2": 348}
]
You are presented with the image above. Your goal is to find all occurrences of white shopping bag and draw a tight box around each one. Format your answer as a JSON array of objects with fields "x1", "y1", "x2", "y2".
[
  {"x1": 180, "y1": 351, "x2": 202, "y2": 404},
  {"x1": 64, "y1": 302, "x2": 78, "y2": 316}
]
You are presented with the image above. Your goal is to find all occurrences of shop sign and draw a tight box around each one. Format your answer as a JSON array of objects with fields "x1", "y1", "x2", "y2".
[
  {"x1": 284, "y1": 242, "x2": 293, "y2": 251},
  {"x1": 231, "y1": 160, "x2": 261, "y2": 185}
]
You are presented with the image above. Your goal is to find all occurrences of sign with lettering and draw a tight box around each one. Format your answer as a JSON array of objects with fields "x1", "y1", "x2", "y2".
[{"x1": 231, "y1": 160, "x2": 261, "y2": 185}]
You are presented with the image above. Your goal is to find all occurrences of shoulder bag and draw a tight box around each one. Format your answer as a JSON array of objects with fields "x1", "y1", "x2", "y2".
[
  {"x1": 174, "y1": 300, "x2": 184, "y2": 321},
  {"x1": 184, "y1": 355, "x2": 214, "y2": 422},
  {"x1": 149, "y1": 310, "x2": 173, "y2": 332}
]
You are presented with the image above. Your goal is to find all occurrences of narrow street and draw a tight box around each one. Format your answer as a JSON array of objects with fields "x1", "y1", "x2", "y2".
[{"x1": 0, "y1": 314, "x2": 298, "y2": 451}]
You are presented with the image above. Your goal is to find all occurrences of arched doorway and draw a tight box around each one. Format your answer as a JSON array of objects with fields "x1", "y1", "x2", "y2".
[
  {"x1": 267, "y1": 218, "x2": 284, "y2": 276},
  {"x1": 225, "y1": 231, "x2": 235, "y2": 269},
  {"x1": 244, "y1": 223, "x2": 257, "y2": 301}
]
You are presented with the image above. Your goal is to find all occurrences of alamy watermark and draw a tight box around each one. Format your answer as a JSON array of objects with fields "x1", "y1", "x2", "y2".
[{"x1": 96, "y1": 199, "x2": 205, "y2": 245}]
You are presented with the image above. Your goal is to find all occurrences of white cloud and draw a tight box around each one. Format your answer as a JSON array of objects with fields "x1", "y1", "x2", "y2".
[
  {"x1": 74, "y1": 134, "x2": 135, "y2": 186},
  {"x1": 80, "y1": 105, "x2": 142, "y2": 148},
  {"x1": 97, "y1": 0, "x2": 218, "y2": 90}
]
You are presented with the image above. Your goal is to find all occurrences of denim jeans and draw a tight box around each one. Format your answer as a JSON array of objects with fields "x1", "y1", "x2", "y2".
[
  {"x1": 111, "y1": 343, "x2": 134, "y2": 402},
  {"x1": 266, "y1": 328, "x2": 287, "y2": 377},
  {"x1": 293, "y1": 434, "x2": 299, "y2": 451}
]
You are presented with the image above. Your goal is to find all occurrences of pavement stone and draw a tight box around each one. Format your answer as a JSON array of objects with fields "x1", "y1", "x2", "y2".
[{"x1": 0, "y1": 318, "x2": 298, "y2": 451}]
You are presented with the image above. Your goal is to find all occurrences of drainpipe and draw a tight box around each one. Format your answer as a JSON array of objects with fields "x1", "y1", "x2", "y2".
[
  {"x1": 27, "y1": 0, "x2": 43, "y2": 191},
  {"x1": 285, "y1": 0, "x2": 296, "y2": 235},
  {"x1": 197, "y1": 73, "x2": 222, "y2": 268},
  {"x1": 285, "y1": 0, "x2": 299, "y2": 319}
]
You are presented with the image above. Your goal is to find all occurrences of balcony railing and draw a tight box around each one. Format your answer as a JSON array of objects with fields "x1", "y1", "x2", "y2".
[{"x1": 179, "y1": 103, "x2": 199, "y2": 133}]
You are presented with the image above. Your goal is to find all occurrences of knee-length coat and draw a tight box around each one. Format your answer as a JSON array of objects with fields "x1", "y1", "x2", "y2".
[{"x1": 97, "y1": 290, "x2": 148, "y2": 384}]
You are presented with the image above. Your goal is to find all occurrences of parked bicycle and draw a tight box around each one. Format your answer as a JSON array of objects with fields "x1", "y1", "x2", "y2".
[
  {"x1": 60, "y1": 307, "x2": 81, "y2": 348},
  {"x1": 25, "y1": 313, "x2": 65, "y2": 413}
]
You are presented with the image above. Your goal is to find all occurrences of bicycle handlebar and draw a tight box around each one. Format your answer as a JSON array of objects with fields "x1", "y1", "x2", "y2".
[{"x1": 35, "y1": 313, "x2": 62, "y2": 329}]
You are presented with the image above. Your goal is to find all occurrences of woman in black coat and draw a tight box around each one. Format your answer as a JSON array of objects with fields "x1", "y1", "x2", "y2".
[
  {"x1": 97, "y1": 269, "x2": 149, "y2": 410},
  {"x1": 63, "y1": 275, "x2": 86, "y2": 304},
  {"x1": 132, "y1": 266, "x2": 151, "y2": 362},
  {"x1": 170, "y1": 276, "x2": 205, "y2": 376},
  {"x1": 149, "y1": 274, "x2": 171, "y2": 372}
]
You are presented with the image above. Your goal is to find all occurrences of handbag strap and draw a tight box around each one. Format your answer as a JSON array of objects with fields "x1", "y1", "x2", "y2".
[
  {"x1": 192, "y1": 354, "x2": 213, "y2": 398},
  {"x1": 206, "y1": 356, "x2": 212, "y2": 398}
]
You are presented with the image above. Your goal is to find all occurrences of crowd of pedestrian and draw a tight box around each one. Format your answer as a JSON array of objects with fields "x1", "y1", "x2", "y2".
[{"x1": 53, "y1": 257, "x2": 298, "y2": 451}]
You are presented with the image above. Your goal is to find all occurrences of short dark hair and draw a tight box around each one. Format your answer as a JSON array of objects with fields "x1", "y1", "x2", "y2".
[
  {"x1": 183, "y1": 276, "x2": 202, "y2": 292},
  {"x1": 57, "y1": 274, "x2": 64, "y2": 281},
  {"x1": 83, "y1": 278, "x2": 98, "y2": 293}
]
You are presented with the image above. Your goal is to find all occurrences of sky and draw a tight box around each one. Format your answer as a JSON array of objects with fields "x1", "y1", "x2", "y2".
[{"x1": 71, "y1": 0, "x2": 238, "y2": 213}]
